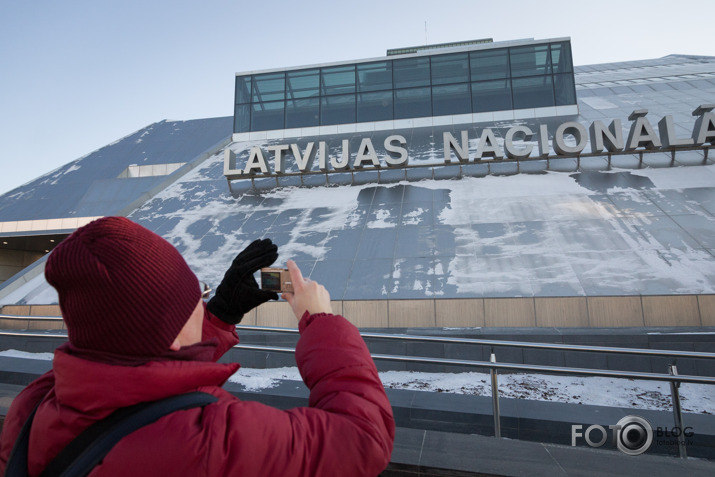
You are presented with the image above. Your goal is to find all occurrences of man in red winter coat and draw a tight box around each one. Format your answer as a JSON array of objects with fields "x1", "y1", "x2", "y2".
[{"x1": 0, "y1": 216, "x2": 394, "y2": 476}]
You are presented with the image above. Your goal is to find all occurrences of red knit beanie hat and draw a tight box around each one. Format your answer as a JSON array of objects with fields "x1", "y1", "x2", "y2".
[{"x1": 45, "y1": 216, "x2": 201, "y2": 357}]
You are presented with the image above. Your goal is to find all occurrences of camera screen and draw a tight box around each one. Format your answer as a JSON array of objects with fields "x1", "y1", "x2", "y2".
[{"x1": 262, "y1": 272, "x2": 281, "y2": 291}]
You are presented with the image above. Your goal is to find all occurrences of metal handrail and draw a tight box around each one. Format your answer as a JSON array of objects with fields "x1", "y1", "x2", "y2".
[
  {"x1": 2, "y1": 323, "x2": 715, "y2": 360},
  {"x1": 0, "y1": 314, "x2": 63, "y2": 320},
  {"x1": 232, "y1": 343, "x2": 715, "y2": 384},
  {"x1": 236, "y1": 324, "x2": 715, "y2": 360},
  {"x1": 0, "y1": 331, "x2": 66, "y2": 337},
  {"x1": 233, "y1": 342, "x2": 713, "y2": 458}
]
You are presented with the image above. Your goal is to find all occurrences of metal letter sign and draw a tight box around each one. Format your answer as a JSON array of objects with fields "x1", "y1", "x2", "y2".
[{"x1": 223, "y1": 104, "x2": 715, "y2": 184}]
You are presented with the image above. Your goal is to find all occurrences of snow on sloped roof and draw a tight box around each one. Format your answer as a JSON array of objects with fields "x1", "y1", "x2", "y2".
[{"x1": 2, "y1": 55, "x2": 715, "y2": 305}]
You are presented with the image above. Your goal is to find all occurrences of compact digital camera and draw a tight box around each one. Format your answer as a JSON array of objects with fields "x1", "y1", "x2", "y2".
[{"x1": 260, "y1": 268, "x2": 293, "y2": 293}]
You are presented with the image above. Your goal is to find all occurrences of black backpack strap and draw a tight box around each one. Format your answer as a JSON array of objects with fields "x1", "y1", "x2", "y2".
[
  {"x1": 42, "y1": 391, "x2": 218, "y2": 477},
  {"x1": 4, "y1": 404, "x2": 40, "y2": 477},
  {"x1": 6, "y1": 391, "x2": 217, "y2": 477}
]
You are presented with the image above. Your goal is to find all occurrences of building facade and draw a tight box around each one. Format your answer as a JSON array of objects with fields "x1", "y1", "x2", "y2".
[{"x1": 1, "y1": 38, "x2": 714, "y2": 329}]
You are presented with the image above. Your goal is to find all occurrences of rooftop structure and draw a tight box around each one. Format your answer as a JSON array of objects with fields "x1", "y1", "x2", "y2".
[{"x1": 233, "y1": 38, "x2": 576, "y2": 134}]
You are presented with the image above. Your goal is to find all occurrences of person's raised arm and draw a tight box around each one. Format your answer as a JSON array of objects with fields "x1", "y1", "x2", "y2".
[
  {"x1": 203, "y1": 239, "x2": 280, "y2": 359},
  {"x1": 282, "y1": 259, "x2": 332, "y2": 321},
  {"x1": 214, "y1": 260, "x2": 394, "y2": 476}
]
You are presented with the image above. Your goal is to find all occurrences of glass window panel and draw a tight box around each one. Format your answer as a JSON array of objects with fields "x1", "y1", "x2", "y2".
[
  {"x1": 510, "y1": 45, "x2": 552, "y2": 77},
  {"x1": 432, "y1": 84, "x2": 470, "y2": 116},
  {"x1": 235, "y1": 76, "x2": 252, "y2": 104},
  {"x1": 357, "y1": 62, "x2": 393, "y2": 92},
  {"x1": 394, "y1": 87, "x2": 431, "y2": 119},
  {"x1": 512, "y1": 76, "x2": 555, "y2": 109},
  {"x1": 431, "y1": 53, "x2": 469, "y2": 85},
  {"x1": 252, "y1": 73, "x2": 285, "y2": 102},
  {"x1": 251, "y1": 100, "x2": 285, "y2": 131},
  {"x1": 393, "y1": 57, "x2": 430, "y2": 88},
  {"x1": 286, "y1": 69, "x2": 319, "y2": 100},
  {"x1": 470, "y1": 49, "x2": 509, "y2": 81},
  {"x1": 286, "y1": 97, "x2": 320, "y2": 128},
  {"x1": 357, "y1": 91, "x2": 393, "y2": 122},
  {"x1": 551, "y1": 42, "x2": 573, "y2": 74},
  {"x1": 234, "y1": 104, "x2": 250, "y2": 133},
  {"x1": 320, "y1": 94, "x2": 356, "y2": 125},
  {"x1": 471, "y1": 80, "x2": 512, "y2": 112},
  {"x1": 321, "y1": 66, "x2": 356, "y2": 95},
  {"x1": 554, "y1": 74, "x2": 577, "y2": 106}
]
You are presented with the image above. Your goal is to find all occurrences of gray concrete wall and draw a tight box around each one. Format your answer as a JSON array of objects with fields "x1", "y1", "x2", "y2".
[{"x1": 0, "y1": 250, "x2": 43, "y2": 285}]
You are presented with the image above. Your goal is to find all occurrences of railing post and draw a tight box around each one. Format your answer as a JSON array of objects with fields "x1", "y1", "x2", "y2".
[
  {"x1": 490, "y1": 352, "x2": 501, "y2": 438},
  {"x1": 668, "y1": 364, "x2": 687, "y2": 459}
]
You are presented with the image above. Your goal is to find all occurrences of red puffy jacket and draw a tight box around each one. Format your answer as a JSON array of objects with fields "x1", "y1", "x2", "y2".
[{"x1": 0, "y1": 310, "x2": 395, "y2": 476}]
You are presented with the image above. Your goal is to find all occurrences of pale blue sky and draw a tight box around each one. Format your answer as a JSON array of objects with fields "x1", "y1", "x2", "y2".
[{"x1": 1, "y1": 0, "x2": 713, "y2": 195}]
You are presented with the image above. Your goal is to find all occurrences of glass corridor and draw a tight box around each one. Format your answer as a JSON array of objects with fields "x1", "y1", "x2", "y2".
[{"x1": 234, "y1": 40, "x2": 576, "y2": 133}]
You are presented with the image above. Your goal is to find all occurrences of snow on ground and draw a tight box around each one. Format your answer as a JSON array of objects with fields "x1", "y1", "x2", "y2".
[
  {"x1": 231, "y1": 366, "x2": 715, "y2": 415},
  {"x1": 378, "y1": 370, "x2": 714, "y2": 415},
  {"x1": 2, "y1": 349, "x2": 712, "y2": 414},
  {"x1": 0, "y1": 349, "x2": 55, "y2": 361}
]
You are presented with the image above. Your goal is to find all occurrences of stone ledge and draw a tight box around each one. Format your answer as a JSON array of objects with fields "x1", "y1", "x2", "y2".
[
  {"x1": 4, "y1": 294, "x2": 713, "y2": 328},
  {"x1": 382, "y1": 427, "x2": 715, "y2": 477}
]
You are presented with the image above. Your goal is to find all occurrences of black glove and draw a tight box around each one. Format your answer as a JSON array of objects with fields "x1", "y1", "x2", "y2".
[{"x1": 207, "y1": 238, "x2": 279, "y2": 324}]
